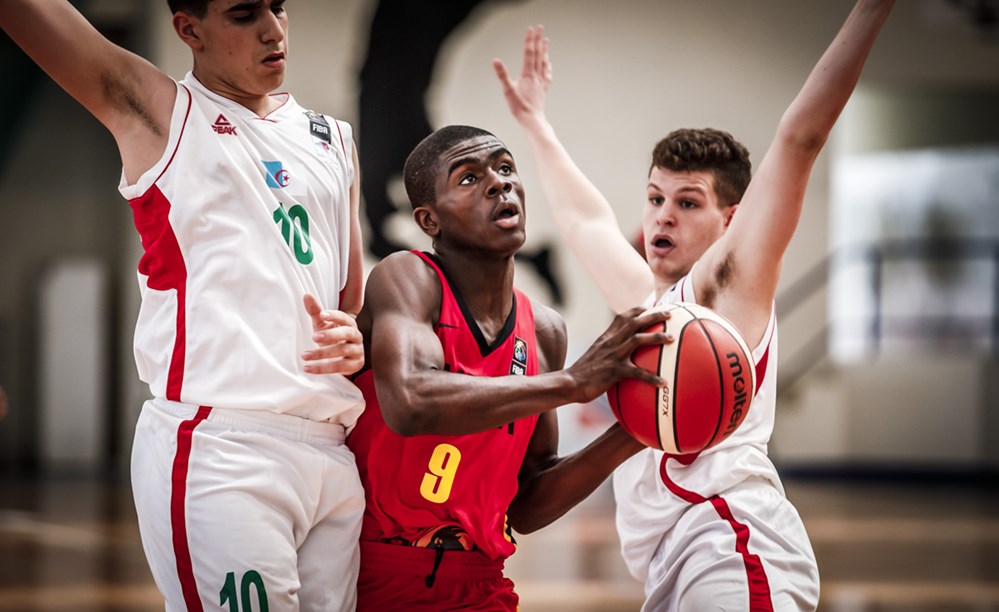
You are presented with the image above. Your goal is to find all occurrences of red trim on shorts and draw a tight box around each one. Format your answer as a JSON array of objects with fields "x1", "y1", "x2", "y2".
[
  {"x1": 171, "y1": 405, "x2": 212, "y2": 612},
  {"x1": 659, "y1": 454, "x2": 774, "y2": 611}
]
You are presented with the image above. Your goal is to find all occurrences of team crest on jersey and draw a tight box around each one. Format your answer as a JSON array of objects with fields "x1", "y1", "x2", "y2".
[
  {"x1": 304, "y1": 110, "x2": 332, "y2": 144},
  {"x1": 510, "y1": 337, "x2": 528, "y2": 376},
  {"x1": 212, "y1": 114, "x2": 237, "y2": 135},
  {"x1": 262, "y1": 160, "x2": 291, "y2": 188}
]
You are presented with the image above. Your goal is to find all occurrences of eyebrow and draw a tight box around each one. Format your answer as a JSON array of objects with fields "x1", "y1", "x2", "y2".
[
  {"x1": 226, "y1": 1, "x2": 265, "y2": 12},
  {"x1": 447, "y1": 148, "x2": 512, "y2": 178}
]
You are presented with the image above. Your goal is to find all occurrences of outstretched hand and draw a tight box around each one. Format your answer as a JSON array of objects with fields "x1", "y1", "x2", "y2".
[
  {"x1": 493, "y1": 24, "x2": 552, "y2": 128},
  {"x1": 301, "y1": 294, "x2": 365, "y2": 376},
  {"x1": 567, "y1": 306, "x2": 674, "y2": 403}
]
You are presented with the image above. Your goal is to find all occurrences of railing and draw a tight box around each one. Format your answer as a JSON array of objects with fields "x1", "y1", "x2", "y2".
[{"x1": 775, "y1": 237, "x2": 999, "y2": 393}]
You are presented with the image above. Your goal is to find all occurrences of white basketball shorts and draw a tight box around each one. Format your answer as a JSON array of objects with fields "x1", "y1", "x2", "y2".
[{"x1": 131, "y1": 398, "x2": 364, "y2": 611}]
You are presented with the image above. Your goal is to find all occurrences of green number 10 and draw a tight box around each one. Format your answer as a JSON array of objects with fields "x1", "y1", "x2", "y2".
[{"x1": 220, "y1": 570, "x2": 269, "y2": 612}]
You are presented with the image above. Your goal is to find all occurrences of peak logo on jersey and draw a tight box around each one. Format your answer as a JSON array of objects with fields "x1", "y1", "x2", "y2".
[
  {"x1": 305, "y1": 110, "x2": 332, "y2": 144},
  {"x1": 263, "y1": 160, "x2": 290, "y2": 188},
  {"x1": 212, "y1": 114, "x2": 237, "y2": 136},
  {"x1": 510, "y1": 337, "x2": 528, "y2": 376}
]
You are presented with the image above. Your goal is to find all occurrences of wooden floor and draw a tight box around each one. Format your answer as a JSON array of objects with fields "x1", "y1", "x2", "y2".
[{"x1": 0, "y1": 475, "x2": 997, "y2": 611}]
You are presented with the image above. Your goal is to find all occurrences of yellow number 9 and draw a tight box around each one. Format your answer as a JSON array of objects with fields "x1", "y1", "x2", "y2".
[{"x1": 420, "y1": 443, "x2": 461, "y2": 503}]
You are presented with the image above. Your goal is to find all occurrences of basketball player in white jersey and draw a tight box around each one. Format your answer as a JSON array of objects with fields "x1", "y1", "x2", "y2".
[
  {"x1": 494, "y1": 1, "x2": 894, "y2": 609},
  {"x1": 1, "y1": 1, "x2": 367, "y2": 609}
]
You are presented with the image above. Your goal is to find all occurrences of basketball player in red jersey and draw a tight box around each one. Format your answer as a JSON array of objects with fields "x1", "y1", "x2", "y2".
[
  {"x1": 495, "y1": 3, "x2": 894, "y2": 609},
  {"x1": 347, "y1": 124, "x2": 672, "y2": 610}
]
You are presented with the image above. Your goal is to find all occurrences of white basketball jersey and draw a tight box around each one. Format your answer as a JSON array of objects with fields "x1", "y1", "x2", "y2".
[
  {"x1": 613, "y1": 269, "x2": 780, "y2": 582},
  {"x1": 118, "y1": 73, "x2": 363, "y2": 425}
]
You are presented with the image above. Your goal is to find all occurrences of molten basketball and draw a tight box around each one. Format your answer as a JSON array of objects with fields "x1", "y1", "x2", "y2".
[{"x1": 609, "y1": 302, "x2": 756, "y2": 455}]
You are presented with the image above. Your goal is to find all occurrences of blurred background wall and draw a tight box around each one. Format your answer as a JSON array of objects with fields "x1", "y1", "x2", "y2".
[{"x1": 1, "y1": 0, "x2": 997, "y2": 478}]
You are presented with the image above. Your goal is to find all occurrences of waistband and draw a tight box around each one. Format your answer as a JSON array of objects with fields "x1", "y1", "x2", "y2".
[
  {"x1": 360, "y1": 540, "x2": 505, "y2": 581},
  {"x1": 148, "y1": 398, "x2": 346, "y2": 445}
]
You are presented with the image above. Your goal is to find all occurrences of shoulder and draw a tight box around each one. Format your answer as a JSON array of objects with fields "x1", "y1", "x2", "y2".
[
  {"x1": 359, "y1": 252, "x2": 441, "y2": 334},
  {"x1": 367, "y1": 252, "x2": 441, "y2": 308}
]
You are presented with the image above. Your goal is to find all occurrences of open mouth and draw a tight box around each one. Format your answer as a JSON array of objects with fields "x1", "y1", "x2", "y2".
[
  {"x1": 493, "y1": 202, "x2": 521, "y2": 227},
  {"x1": 262, "y1": 52, "x2": 285, "y2": 67},
  {"x1": 650, "y1": 234, "x2": 675, "y2": 251}
]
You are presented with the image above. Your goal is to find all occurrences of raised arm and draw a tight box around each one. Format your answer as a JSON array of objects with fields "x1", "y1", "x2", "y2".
[
  {"x1": 361, "y1": 252, "x2": 670, "y2": 436},
  {"x1": 695, "y1": 0, "x2": 895, "y2": 346},
  {"x1": 494, "y1": 27, "x2": 655, "y2": 313},
  {"x1": 0, "y1": 0, "x2": 176, "y2": 180}
]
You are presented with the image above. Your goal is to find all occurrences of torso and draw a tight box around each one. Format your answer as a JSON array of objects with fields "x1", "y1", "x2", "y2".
[
  {"x1": 348, "y1": 251, "x2": 541, "y2": 560},
  {"x1": 118, "y1": 73, "x2": 363, "y2": 424}
]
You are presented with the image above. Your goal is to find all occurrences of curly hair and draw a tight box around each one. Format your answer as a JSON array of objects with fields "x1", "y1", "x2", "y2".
[
  {"x1": 651, "y1": 128, "x2": 752, "y2": 207},
  {"x1": 403, "y1": 125, "x2": 496, "y2": 209}
]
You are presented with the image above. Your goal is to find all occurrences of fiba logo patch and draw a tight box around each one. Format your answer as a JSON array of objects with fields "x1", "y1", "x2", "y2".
[
  {"x1": 510, "y1": 337, "x2": 528, "y2": 376},
  {"x1": 263, "y1": 160, "x2": 290, "y2": 188},
  {"x1": 305, "y1": 110, "x2": 332, "y2": 144}
]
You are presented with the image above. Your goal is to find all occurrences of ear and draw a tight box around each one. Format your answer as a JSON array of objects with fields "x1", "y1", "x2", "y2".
[
  {"x1": 172, "y1": 12, "x2": 204, "y2": 52},
  {"x1": 723, "y1": 204, "x2": 738, "y2": 228},
  {"x1": 413, "y1": 206, "x2": 440, "y2": 239}
]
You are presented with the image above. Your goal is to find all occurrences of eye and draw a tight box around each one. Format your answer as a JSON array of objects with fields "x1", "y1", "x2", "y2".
[
  {"x1": 679, "y1": 199, "x2": 698, "y2": 209},
  {"x1": 272, "y1": 0, "x2": 286, "y2": 15},
  {"x1": 232, "y1": 12, "x2": 254, "y2": 23},
  {"x1": 458, "y1": 173, "x2": 477, "y2": 186},
  {"x1": 648, "y1": 195, "x2": 664, "y2": 206},
  {"x1": 497, "y1": 162, "x2": 514, "y2": 176}
]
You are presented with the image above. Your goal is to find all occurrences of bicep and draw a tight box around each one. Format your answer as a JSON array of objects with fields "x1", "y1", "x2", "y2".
[
  {"x1": 366, "y1": 259, "x2": 445, "y2": 418},
  {"x1": 1, "y1": 1, "x2": 172, "y2": 136}
]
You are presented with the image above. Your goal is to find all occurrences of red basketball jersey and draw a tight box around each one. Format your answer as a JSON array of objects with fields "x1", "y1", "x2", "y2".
[{"x1": 348, "y1": 251, "x2": 540, "y2": 561}]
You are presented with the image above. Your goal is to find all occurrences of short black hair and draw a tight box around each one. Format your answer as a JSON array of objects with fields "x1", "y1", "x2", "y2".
[
  {"x1": 651, "y1": 128, "x2": 752, "y2": 207},
  {"x1": 167, "y1": 0, "x2": 211, "y2": 18},
  {"x1": 403, "y1": 125, "x2": 496, "y2": 209}
]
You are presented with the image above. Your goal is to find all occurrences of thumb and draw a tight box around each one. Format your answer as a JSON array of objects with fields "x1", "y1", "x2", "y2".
[
  {"x1": 493, "y1": 59, "x2": 512, "y2": 89},
  {"x1": 303, "y1": 293, "x2": 323, "y2": 330}
]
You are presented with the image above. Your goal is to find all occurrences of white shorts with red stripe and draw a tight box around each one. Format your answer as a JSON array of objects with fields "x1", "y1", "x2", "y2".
[
  {"x1": 130, "y1": 398, "x2": 364, "y2": 612},
  {"x1": 615, "y1": 450, "x2": 819, "y2": 612}
]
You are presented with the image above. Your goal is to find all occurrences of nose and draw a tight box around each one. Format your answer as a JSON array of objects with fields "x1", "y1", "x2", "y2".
[
  {"x1": 260, "y1": 8, "x2": 286, "y2": 43},
  {"x1": 656, "y1": 201, "x2": 676, "y2": 226},
  {"x1": 485, "y1": 172, "x2": 514, "y2": 198}
]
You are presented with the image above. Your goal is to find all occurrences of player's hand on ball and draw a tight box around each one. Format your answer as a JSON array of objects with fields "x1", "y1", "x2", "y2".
[
  {"x1": 301, "y1": 293, "x2": 365, "y2": 376},
  {"x1": 567, "y1": 306, "x2": 673, "y2": 403}
]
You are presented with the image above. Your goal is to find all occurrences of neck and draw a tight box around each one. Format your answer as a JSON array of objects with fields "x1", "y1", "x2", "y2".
[
  {"x1": 434, "y1": 248, "x2": 516, "y2": 322},
  {"x1": 191, "y1": 68, "x2": 281, "y2": 117}
]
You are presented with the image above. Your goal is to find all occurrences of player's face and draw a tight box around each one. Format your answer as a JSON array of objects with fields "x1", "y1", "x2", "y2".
[
  {"x1": 187, "y1": 0, "x2": 289, "y2": 101},
  {"x1": 643, "y1": 166, "x2": 733, "y2": 285},
  {"x1": 429, "y1": 135, "x2": 527, "y2": 256}
]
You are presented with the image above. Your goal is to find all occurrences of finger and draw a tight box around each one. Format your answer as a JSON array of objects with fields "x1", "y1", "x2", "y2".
[
  {"x1": 318, "y1": 309, "x2": 358, "y2": 330},
  {"x1": 521, "y1": 25, "x2": 535, "y2": 76},
  {"x1": 309, "y1": 325, "x2": 362, "y2": 349},
  {"x1": 303, "y1": 354, "x2": 366, "y2": 376},
  {"x1": 303, "y1": 339, "x2": 364, "y2": 363},
  {"x1": 303, "y1": 293, "x2": 324, "y2": 331},
  {"x1": 533, "y1": 25, "x2": 546, "y2": 75},
  {"x1": 541, "y1": 36, "x2": 552, "y2": 82},
  {"x1": 493, "y1": 58, "x2": 513, "y2": 91}
]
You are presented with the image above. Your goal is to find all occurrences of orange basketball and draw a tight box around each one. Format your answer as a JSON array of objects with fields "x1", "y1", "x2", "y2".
[{"x1": 609, "y1": 303, "x2": 756, "y2": 455}]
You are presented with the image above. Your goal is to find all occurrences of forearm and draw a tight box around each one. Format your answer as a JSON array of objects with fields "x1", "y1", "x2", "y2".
[
  {"x1": 779, "y1": 0, "x2": 894, "y2": 147},
  {"x1": 382, "y1": 368, "x2": 586, "y2": 436},
  {"x1": 519, "y1": 118, "x2": 653, "y2": 312},
  {"x1": 507, "y1": 423, "x2": 644, "y2": 534}
]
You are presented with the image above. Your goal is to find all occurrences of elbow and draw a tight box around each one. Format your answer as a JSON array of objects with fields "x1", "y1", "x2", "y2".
[
  {"x1": 380, "y1": 390, "x2": 437, "y2": 436},
  {"x1": 775, "y1": 113, "x2": 832, "y2": 157},
  {"x1": 506, "y1": 513, "x2": 543, "y2": 536}
]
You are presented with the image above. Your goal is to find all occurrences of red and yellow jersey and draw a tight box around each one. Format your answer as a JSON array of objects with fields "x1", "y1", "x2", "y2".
[{"x1": 348, "y1": 251, "x2": 539, "y2": 561}]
